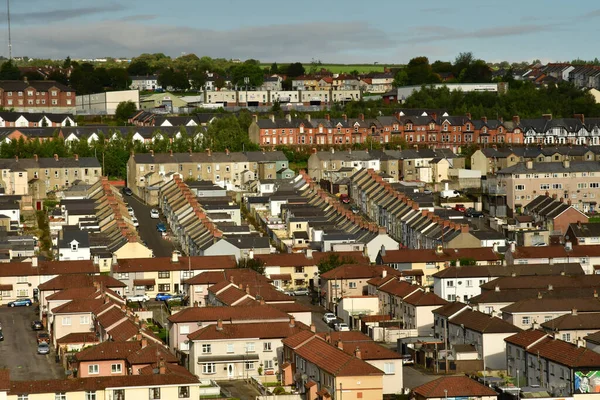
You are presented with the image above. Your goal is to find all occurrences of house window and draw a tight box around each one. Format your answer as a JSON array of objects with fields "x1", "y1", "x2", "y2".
[
  {"x1": 52, "y1": 100, "x2": 58, "y2": 105},
  {"x1": 179, "y1": 325, "x2": 189, "y2": 335},
  {"x1": 202, "y1": 363, "x2": 216, "y2": 374},
  {"x1": 158, "y1": 271, "x2": 170, "y2": 279},
  {"x1": 55, "y1": 394, "x2": 66, "y2": 400},
  {"x1": 227, "y1": 343, "x2": 234, "y2": 353},
  {"x1": 71, "y1": 243, "x2": 78, "y2": 251},
  {"x1": 515, "y1": 184, "x2": 525, "y2": 191},
  {"x1": 264, "y1": 342, "x2": 272, "y2": 352},
  {"x1": 246, "y1": 342, "x2": 255, "y2": 352},
  {"x1": 349, "y1": 282, "x2": 357, "y2": 289},
  {"x1": 80, "y1": 316, "x2": 90, "y2": 325},
  {"x1": 384, "y1": 362, "x2": 396, "y2": 374},
  {"x1": 62, "y1": 317, "x2": 71, "y2": 326},
  {"x1": 17, "y1": 395, "x2": 27, "y2": 400},
  {"x1": 111, "y1": 363, "x2": 122, "y2": 373},
  {"x1": 88, "y1": 364, "x2": 99, "y2": 375},
  {"x1": 245, "y1": 361, "x2": 255, "y2": 370},
  {"x1": 562, "y1": 333, "x2": 571, "y2": 342},
  {"x1": 158, "y1": 284, "x2": 170, "y2": 291},
  {"x1": 51, "y1": 91, "x2": 57, "y2": 96},
  {"x1": 86, "y1": 392, "x2": 96, "y2": 400},
  {"x1": 202, "y1": 344, "x2": 212, "y2": 354},
  {"x1": 113, "y1": 390, "x2": 124, "y2": 400},
  {"x1": 117, "y1": 273, "x2": 129, "y2": 279},
  {"x1": 178, "y1": 387, "x2": 189, "y2": 399},
  {"x1": 264, "y1": 359, "x2": 274, "y2": 369},
  {"x1": 446, "y1": 281, "x2": 454, "y2": 287},
  {"x1": 521, "y1": 316, "x2": 530, "y2": 325},
  {"x1": 149, "y1": 388, "x2": 160, "y2": 400}
]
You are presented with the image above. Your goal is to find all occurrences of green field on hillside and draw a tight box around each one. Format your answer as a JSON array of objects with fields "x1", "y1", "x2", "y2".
[{"x1": 262, "y1": 64, "x2": 404, "y2": 74}]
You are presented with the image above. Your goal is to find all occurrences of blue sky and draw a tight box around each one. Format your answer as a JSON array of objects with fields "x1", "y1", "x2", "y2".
[{"x1": 2, "y1": 0, "x2": 600, "y2": 63}]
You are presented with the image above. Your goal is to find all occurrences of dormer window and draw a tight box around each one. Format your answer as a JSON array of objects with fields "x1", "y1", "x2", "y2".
[{"x1": 71, "y1": 242, "x2": 78, "y2": 252}]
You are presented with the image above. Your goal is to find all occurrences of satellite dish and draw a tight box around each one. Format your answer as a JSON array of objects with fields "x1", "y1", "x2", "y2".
[
  {"x1": 301, "y1": 374, "x2": 308, "y2": 381},
  {"x1": 152, "y1": 368, "x2": 160, "y2": 374}
]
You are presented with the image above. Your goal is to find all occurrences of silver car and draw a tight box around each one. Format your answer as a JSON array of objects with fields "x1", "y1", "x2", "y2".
[{"x1": 37, "y1": 342, "x2": 50, "y2": 355}]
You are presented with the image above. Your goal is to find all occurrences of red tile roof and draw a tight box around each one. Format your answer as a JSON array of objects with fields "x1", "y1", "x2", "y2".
[
  {"x1": 377, "y1": 279, "x2": 422, "y2": 298},
  {"x1": 360, "y1": 315, "x2": 392, "y2": 323},
  {"x1": 188, "y1": 320, "x2": 308, "y2": 341},
  {"x1": 214, "y1": 286, "x2": 249, "y2": 305},
  {"x1": 0, "y1": 284, "x2": 12, "y2": 291},
  {"x1": 96, "y1": 306, "x2": 127, "y2": 328},
  {"x1": 8, "y1": 374, "x2": 199, "y2": 395},
  {"x1": 511, "y1": 245, "x2": 600, "y2": 260},
  {"x1": 316, "y1": 332, "x2": 373, "y2": 342},
  {"x1": 320, "y1": 264, "x2": 399, "y2": 280},
  {"x1": 108, "y1": 319, "x2": 141, "y2": 342},
  {"x1": 46, "y1": 287, "x2": 100, "y2": 301},
  {"x1": 133, "y1": 279, "x2": 155, "y2": 286},
  {"x1": 270, "y1": 274, "x2": 292, "y2": 280},
  {"x1": 76, "y1": 341, "x2": 140, "y2": 361},
  {"x1": 127, "y1": 343, "x2": 178, "y2": 365},
  {"x1": 167, "y1": 304, "x2": 290, "y2": 323},
  {"x1": 381, "y1": 248, "x2": 500, "y2": 264},
  {"x1": 38, "y1": 274, "x2": 125, "y2": 291},
  {"x1": 285, "y1": 335, "x2": 383, "y2": 377},
  {"x1": 255, "y1": 253, "x2": 315, "y2": 267},
  {"x1": 529, "y1": 336, "x2": 600, "y2": 367},
  {"x1": 541, "y1": 312, "x2": 600, "y2": 331},
  {"x1": 481, "y1": 275, "x2": 600, "y2": 291},
  {"x1": 56, "y1": 332, "x2": 99, "y2": 345},
  {"x1": 341, "y1": 342, "x2": 402, "y2": 360},
  {"x1": 502, "y1": 297, "x2": 600, "y2": 313},
  {"x1": 270, "y1": 302, "x2": 312, "y2": 314},
  {"x1": 184, "y1": 271, "x2": 225, "y2": 285},
  {"x1": 504, "y1": 330, "x2": 548, "y2": 348},
  {"x1": 433, "y1": 302, "x2": 470, "y2": 318},
  {"x1": 52, "y1": 299, "x2": 105, "y2": 314},
  {"x1": 413, "y1": 376, "x2": 497, "y2": 398},
  {"x1": 449, "y1": 309, "x2": 521, "y2": 334},
  {"x1": 0, "y1": 261, "x2": 99, "y2": 278},
  {"x1": 114, "y1": 255, "x2": 236, "y2": 273},
  {"x1": 0, "y1": 369, "x2": 10, "y2": 391},
  {"x1": 403, "y1": 290, "x2": 447, "y2": 307}
]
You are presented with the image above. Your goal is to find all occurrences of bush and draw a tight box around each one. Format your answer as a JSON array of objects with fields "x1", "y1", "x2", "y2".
[{"x1": 273, "y1": 386, "x2": 286, "y2": 395}]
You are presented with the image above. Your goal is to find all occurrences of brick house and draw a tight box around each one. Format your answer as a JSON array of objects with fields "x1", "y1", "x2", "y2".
[{"x1": 0, "y1": 80, "x2": 75, "y2": 113}]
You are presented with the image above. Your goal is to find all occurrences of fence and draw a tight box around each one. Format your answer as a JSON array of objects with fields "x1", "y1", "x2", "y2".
[{"x1": 370, "y1": 326, "x2": 418, "y2": 342}]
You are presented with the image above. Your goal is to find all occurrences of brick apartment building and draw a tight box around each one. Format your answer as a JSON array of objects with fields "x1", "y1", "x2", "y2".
[{"x1": 0, "y1": 79, "x2": 76, "y2": 113}]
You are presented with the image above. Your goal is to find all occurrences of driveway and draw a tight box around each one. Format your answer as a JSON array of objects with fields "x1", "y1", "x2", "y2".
[
  {"x1": 217, "y1": 380, "x2": 261, "y2": 400},
  {"x1": 0, "y1": 306, "x2": 65, "y2": 380},
  {"x1": 125, "y1": 194, "x2": 176, "y2": 258},
  {"x1": 403, "y1": 365, "x2": 440, "y2": 389}
]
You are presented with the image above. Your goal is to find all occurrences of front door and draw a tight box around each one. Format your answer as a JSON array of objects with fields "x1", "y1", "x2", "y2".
[{"x1": 227, "y1": 363, "x2": 234, "y2": 379}]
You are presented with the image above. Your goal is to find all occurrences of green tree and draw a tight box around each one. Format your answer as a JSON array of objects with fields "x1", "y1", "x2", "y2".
[
  {"x1": 115, "y1": 101, "x2": 137, "y2": 123},
  {"x1": 22, "y1": 70, "x2": 44, "y2": 80},
  {"x1": 286, "y1": 62, "x2": 305, "y2": 77},
  {"x1": 230, "y1": 61, "x2": 264, "y2": 87},
  {"x1": 48, "y1": 70, "x2": 69, "y2": 86},
  {"x1": 405, "y1": 57, "x2": 441, "y2": 85},
  {"x1": 203, "y1": 115, "x2": 259, "y2": 152},
  {"x1": 214, "y1": 77, "x2": 226, "y2": 90},
  {"x1": 393, "y1": 70, "x2": 408, "y2": 87},
  {"x1": 62, "y1": 56, "x2": 72, "y2": 69},
  {"x1": 317, "y1": 253, "x2": 357, "y2": 275},
  {"x1": 270, "y1": 62, "x2": 279, "y2": 74},
  {"x1": 190, "y1": 69, "x2": 207, "y2": 91},
  {"x1": 237, "y1": 258, "x2": 265, "y2": 274},
  {"x1": 0, "y1": 60, "x2": 21, "y2": 80},
  {"x1": 127, "y1": 60, "x2": 152, "y2": 76}
]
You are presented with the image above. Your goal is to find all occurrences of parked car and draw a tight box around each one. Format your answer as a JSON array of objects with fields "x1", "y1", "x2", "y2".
[
  {"x1": 402, "y1": 354, "x2": 414, "y2": 365},
  {"x1": 323, "y1": 313, "x2": 337, "y2": 324},
  {"x1": 127, "y1": 294, "x2": 149, "y2": 302},
  {"x1": 8, "y1": 298, "x2": 32, "y2": 307},
  {"x1": 0, "y1": 330, "x2": 3, "y2": 341},
  {"x1": 334, "y1": 322, "x2": 350, "y2": 332},
  {"x1": 167, "y1": 294, "x2": 185, "y2": 302},
  {"x1": 339, "y1": 194, "x2": 350, "y2": 204},
  {"x1": 465, "y1": 208, "x2": 484, "y2": 218},
  {"x1": 37, "y1": 342, "x2": 50, "y2": 355},
  {"x1": 127, "y1": 206, "x2": 135, "y2": 216},
  {"x1": 123, "y1": 187, "x2": 133, "y2": 196},
  {"x1": 31, "y1": 320, "x2": 43, "y2": 330},
  {"x1": 156, "y1": 223, "x2": 167, "y2": 233},
  {"x1": 293, "y1": 288, "x2": 310, "y2": 296},
  {"x1": 150, "y1": 209, "x2": 160, "y2": 219},
  {"x1": 37, "y1": 332, "x2": 50, "y2": 344},
  {"x1": 131, "y1": 217, "x2": 139, "y2": 227},
  {"x1": 155, "y1": 293, "x2": 173, "y2": 301},
  {"x1": 454, "y1": 204, "x2": 466, "y2": 213}
]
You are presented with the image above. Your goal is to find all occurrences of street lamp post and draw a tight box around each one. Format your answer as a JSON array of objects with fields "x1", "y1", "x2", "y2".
[
  {"x1": 517, "y1": 368, "x2": 520, "y2": 400},
  {"x1": 444, "y1": 389, "x2": 448, "y2": 400}
]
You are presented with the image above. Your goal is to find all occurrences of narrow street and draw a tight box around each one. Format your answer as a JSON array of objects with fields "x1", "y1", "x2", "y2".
[{"x1": 124, "y1": 194, "x2": 176, "y2": 257}]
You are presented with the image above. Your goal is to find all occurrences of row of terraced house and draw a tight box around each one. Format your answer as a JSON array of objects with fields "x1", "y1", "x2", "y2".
[{"x1": 249, "y1": 110, "x2": 600, "y2": 149}]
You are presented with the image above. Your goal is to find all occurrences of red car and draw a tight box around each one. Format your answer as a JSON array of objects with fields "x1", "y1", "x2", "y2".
[
  {"x1": 454, "y1": 204, "x2": 466, "y2": 212},
  {"x1": 340, "y1": 194, "x2": 350, "y2": 204}
]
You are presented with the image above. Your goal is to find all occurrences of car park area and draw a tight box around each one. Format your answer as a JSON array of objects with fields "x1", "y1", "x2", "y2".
[{"x1": 0, "y1": 306, "x2": 65, "y2": 380}]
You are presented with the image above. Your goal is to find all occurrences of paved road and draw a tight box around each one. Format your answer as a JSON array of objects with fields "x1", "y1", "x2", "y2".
[
  {"x1": 403, "y1": 365, "x2": 439, "y2": 389},
  {"x1": 294, "y1": 294, "x2": 332, "y2": 332},
  {"x1": 125, "y1": 194, "x2": 175, "y2": 258},
  {"x1": 0, "y1": 306, "x2": 65, "y2": 380}
]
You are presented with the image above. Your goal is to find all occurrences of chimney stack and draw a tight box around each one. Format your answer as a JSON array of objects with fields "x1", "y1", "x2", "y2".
[
  {"x1": 289, "y1": 316, "x2": 295, "y2": 328},
  {"x1": 158, "y1": 358, "x2": 166, "y2": 375},
  {"x1": 336, "y1": 340, "x2": 344, "y2": 350},
  {"x1": 54, "y1": 154, "x2": 58, "y2": 161},
  {"x1": 310, "y1": 323, "x2": 316, "y2": 333},
  {"x1": 354, "y1": 346, "x2": 361, "y2": 359},
  {"x1": 513, "y1": 115, "x2": 521, "y2": 125},
  {"x1": 216, "y1": 319, "x2": 223, "y2": 331}
]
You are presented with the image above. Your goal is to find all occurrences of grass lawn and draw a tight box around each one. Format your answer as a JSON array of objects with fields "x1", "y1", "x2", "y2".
[{"x1": 589, "y1": 217, "x2": 600, "y2": 223}]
